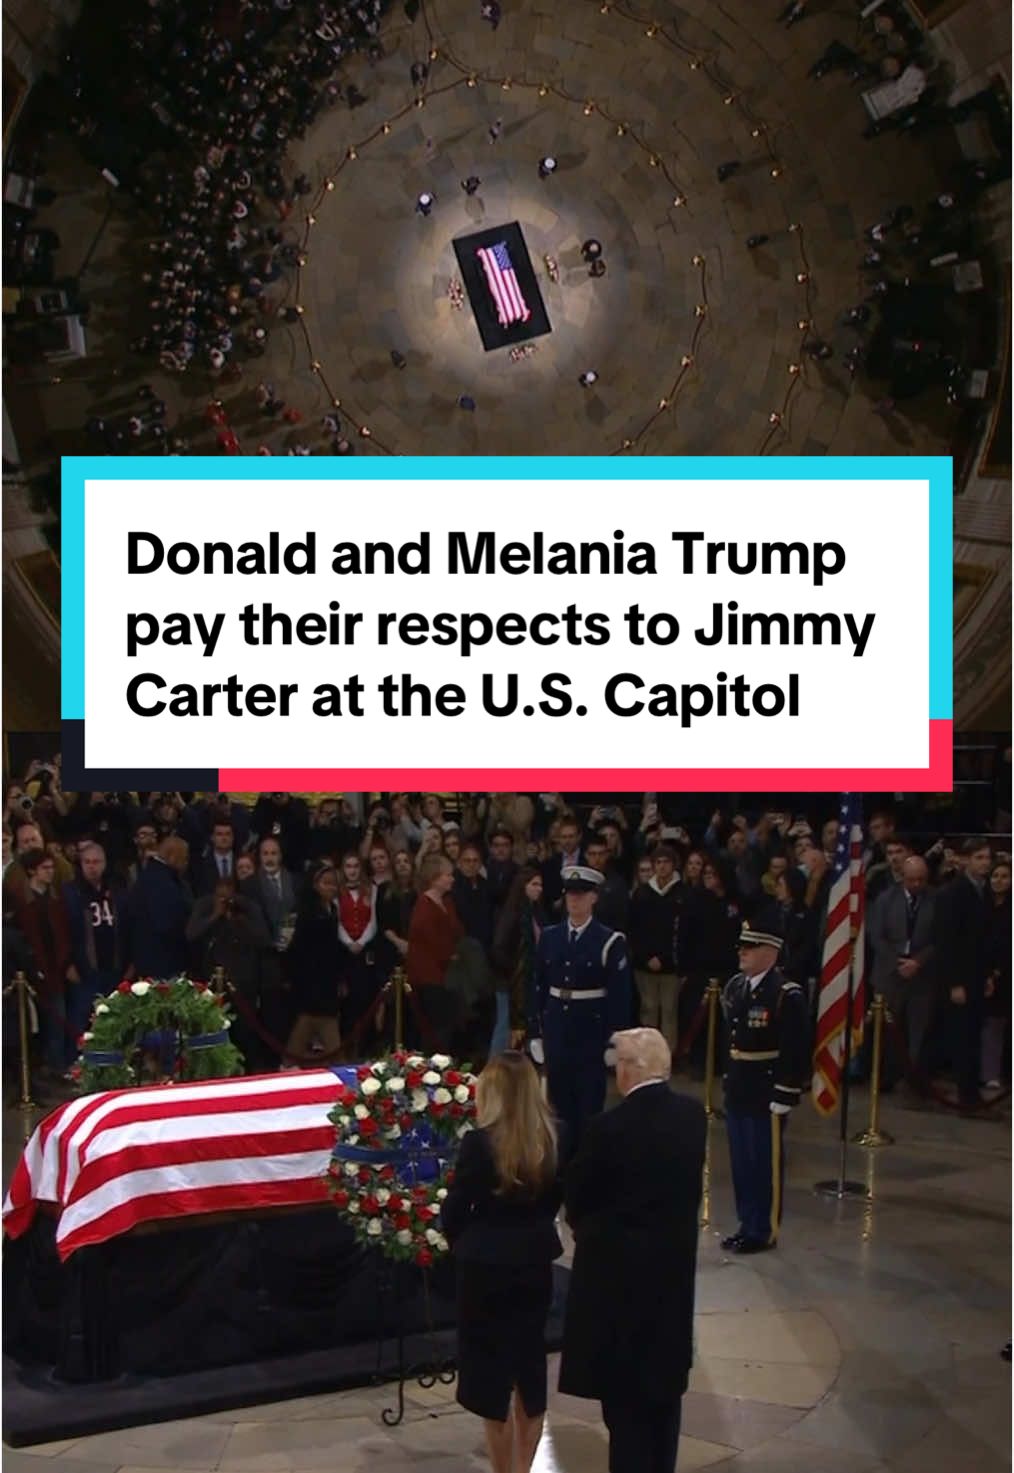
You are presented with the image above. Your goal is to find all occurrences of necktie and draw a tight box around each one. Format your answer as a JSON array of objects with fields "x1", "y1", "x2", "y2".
[
  {"x1": 219, "y1": 855, "x2": 229, "y2": 878},
  {"x1": 569, "y1": 928, "x2": 578, "y2": 947}
]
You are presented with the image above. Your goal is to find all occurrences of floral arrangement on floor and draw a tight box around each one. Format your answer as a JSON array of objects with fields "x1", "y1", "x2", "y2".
[
  {"x1": 74, "y1": 976, "x2": 245, "y2": 1094},
  {"x1": 326, "y1": 1052, "x2": 477, "y2": 1267}
]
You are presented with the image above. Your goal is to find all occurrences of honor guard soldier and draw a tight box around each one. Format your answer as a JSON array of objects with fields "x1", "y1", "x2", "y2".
[
  {"x1": 533, "y1": 866, "x2": 632, "y2": 1147},
  {"x1": 720, "y1": 913, "x2": 808, "y2": 1254}
]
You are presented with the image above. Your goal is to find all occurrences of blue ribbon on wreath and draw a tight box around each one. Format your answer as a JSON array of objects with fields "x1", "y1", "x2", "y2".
[
  {"x1": 183, "y1": 1029, "x2": 231, "y2": 1050},
  {"x1": 82, "y1": 1049, "x2": 126, "y2": 1066}
]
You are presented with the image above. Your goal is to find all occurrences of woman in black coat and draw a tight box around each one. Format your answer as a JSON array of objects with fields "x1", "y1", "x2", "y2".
[
  {"x1": 676, "y1": 859, "x2": 741, "y2": 1068},
  {"x1": 441, "y1": 1051, "x2": 563, "y2": 1473},
  {"x1": 283, "y1": 863, "x2": 343, "y2": 1063}
]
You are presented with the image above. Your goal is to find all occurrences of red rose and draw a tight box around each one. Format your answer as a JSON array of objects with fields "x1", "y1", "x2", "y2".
[
  {"x1": 406, "y1": 1071, "x2": 423, "y2": 1088},
  {"x1": 194, "y1": 981, "x2": 208, "y2": 992},
  {"x1": 359, "y1": 1118, "x2": 379, "y2": 1138},
  {"x1": 69, "y1": 1065, "x2": 82, "y2": 1080},
  {"x1": 399, "y1": 1114, "x2": 413, "y2": 1131},
  {"x1": 76, "y1": 1034, "x2": 86, "y2": 1048},
  {"x1": 394, "y1": 1213, "x2": 411, "y2": 1231},
  {"x1": 387, "y1": 1194, "x2": 403, "y2": 1213},
  {"x1": 445, "y1": 1168, "x2": 456, "y2": 1184},
  {"x1": 332, "y1": 1188, "x2": 350, "y2": 1207},
  {"x1": 379, "y1": 1165, "x2": 395, "y2": 1182},
  {"x1": 358, "y1": 1168, "x2": 371, "y2": 1185},
  {"x1": 411, "y1": 1185, "x2": 429, "y2": 1202},
  {"x1": 393, "y1": 1051, "x2": 407, "y2": 1065},
  {"x1": 430, "y1": 1102, "x2": 445, "y2": 1116},
  {"x1": 445, "y1": 1070, "x2": 461, "y2": 1086},
  {"x1": 415, "y1": 1205, "x2": 435, "y2": 1221},
  {"x1": 449, "y1": 1103, "x2": 463, "y2": 1118},
  {"x1": 361, "y1": 1195, "x2": 380, "y2": 1216},
  {"x1": 415, "y1": 1248, "x2": 433, "y2": 1268},
  {"x1": 357, "y1": 1065, "x2": 372, "y2": 1081},
  {"x1": 117, "y1": 981, "x2": 132, "y2": 994}
]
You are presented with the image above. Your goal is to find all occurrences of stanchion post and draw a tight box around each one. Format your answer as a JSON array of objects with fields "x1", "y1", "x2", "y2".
[
  {"x1": 853, "y1": 995, "x2": 894, "y2": 1147},
  {"x1": 392, "y1": 966, "x2": 406, "y2": 1053},
  {"x1": 703, "y1": 979, "x2": 722, "y2": 1118},
  {"x1": 13, "y1": 971, "x2": 35, "y2": 1109},
  {"x1": 211, "y1": 966, "x2": 227, "y2": 997}
]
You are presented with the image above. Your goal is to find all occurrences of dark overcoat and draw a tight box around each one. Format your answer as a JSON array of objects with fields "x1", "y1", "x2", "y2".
[{"x1": 559, "y1": 1083, "x2": 706, "y2": 1403}]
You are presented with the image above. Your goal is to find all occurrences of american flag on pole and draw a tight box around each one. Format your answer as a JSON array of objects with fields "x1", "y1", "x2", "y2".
[
  {"x1": 812, "y1": 794, "x2": 867, "y2": 1115},
  {"x1": 477, "y1": 240, "x2": 531, "y2": 326},
  {"x1": 2, "y1": 1070, "x2": 344, "y2": 1260}
]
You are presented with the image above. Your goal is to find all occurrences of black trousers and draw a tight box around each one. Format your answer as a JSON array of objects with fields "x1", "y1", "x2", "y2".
[{"x1": 601, "y1": 1396, "x2": 681, "y2": 1473}]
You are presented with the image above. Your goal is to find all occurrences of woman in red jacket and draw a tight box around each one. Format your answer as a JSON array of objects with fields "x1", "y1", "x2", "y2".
[{"x1": 407, "y1": 853, "x2": 464, "y2": 1051}]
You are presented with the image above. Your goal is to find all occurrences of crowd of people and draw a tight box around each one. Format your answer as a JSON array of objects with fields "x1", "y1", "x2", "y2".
[
  {"x1": 64, "y1": 0, "x2": 387, "y2": 406},
  {"x1": 2, "y1": 771, "x2": 1009, "y2": 1113}
]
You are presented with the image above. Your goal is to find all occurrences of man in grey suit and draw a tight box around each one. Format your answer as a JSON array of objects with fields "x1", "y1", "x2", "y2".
[
  {"x1": 241, "y1": 837, "x2": 302, "y2": 1067},
  {"x1": 868, "y1": 855, "x2": 936, "y2": 1093}
]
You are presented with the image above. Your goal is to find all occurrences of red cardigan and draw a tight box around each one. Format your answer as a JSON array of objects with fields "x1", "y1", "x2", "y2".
[{"x1": 407, "y1": 893, "x2": 464, "y2": 987}]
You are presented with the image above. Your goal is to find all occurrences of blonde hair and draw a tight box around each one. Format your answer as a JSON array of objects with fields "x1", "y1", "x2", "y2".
[
  {"x1": 610, "y1": 1027, "x2": 672, "y2": 1081},
  {"x1": 418, "y1": 852, "x2": 453, "y2": 891},
  {"x1": 476, "y1": 1052, "x2": 558, "y2": 1195}
]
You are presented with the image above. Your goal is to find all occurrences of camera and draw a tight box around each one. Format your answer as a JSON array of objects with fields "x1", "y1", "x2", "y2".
[{"x1": 18, "y1": 794, "x2": 34, "y2": 812}]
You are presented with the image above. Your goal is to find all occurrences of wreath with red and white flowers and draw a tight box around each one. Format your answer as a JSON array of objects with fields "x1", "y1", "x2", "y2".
[{"x1": 326, "y1": 1052, "x2": 477, "y2": 1267}]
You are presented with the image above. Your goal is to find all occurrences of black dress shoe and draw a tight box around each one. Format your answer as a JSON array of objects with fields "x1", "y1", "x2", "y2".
[
  {"x1": 720, "y1": 1232, "x2": 745, "y2": 1251},
  {"x1": 731, "y1": 1237, "x2": 774, "y2": 1255}
]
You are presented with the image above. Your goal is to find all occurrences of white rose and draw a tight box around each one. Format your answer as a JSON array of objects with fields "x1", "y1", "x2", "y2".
[
  {"x1": 360, "y1": 1077, "x2": 381, "y2": 1096},
  {"x1": 422, "y1": 1070, "x2": 440, "y2": 1086},
  {"x1": 436, "y1": 1187, "x2": 448, "y2": 1201},
  {"x1": 354, "y1": 1104, "x2": 369, "y2": 1120},
  {"x1": 347, "y1": 1135, "x2": 359, "y2": 1145},
  {"x1": 130, "y1": 981, "x2": 151, "y2": 997},
  {"x1": 371, "y1": 1061, "x2": 387, "y2": 1074},
  {"x1": 434, "y1": 1233, "x2": 448, "y2": 1253},
  {"x1": 456, "y1": 1124, "x2": 470, "y2": 1138},
  {"x1": 94, "y1": 1003, "x2": 110, "y2": 1016},
  {"x1": 433, "y1": 1087, "x2": 451, "y2": 1106},
  {"x1": 406, "y1": 1055, "x2": 425, "y2": 1069},
  {"x1": 345, "y1": 1163, "x2": 359, "y2": 1178},
  {"x1": 366, "y1": 1218, "x2": 382, "y2": 1237},
  {"x1": 376, "y1": 1188, "x2": 391, "y2": 1205},
  {"x1": 396, "y1": 1229, "x2": 412, "y2": 1246},
  {"x1": 430, "y1": 1054, "x2": 452, "y2": 1070},
  {"x1": 453, "y1": 1085, "x2": 469, "y2": 1104},
  {"x1": 347, "y1": 1200, "x2": 360, "y2": 1214},
  {"x1": 411, "y1": 1090, "x2": 428, "y2": 1112},
  {"x1": 386, "y1": 1077, "x2": 406, "y2": 1093},
  {"x1": 81, "y1": 1031, "x2": 94, "y2": 1042},
  {"x1": 387, "y1": 1124, "x2": 402, "y2": 1139},
  {"x1": 425, "y1": 1228, "x2": 440, "y2": 1245}
]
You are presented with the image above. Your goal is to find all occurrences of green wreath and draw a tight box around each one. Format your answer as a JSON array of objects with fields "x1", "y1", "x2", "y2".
[{"x1": 74, "y1": 976, "x2": 245, "y2": 1094}]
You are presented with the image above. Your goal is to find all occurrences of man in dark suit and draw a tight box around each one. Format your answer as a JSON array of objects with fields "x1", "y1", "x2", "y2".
[
  {"x1": 559, "y1": 1028, "x2": 706, "y2": 1473},
  {"x1": 123, "y1": 836, "x2": 191, "y2": 979},
  {"x1": 539, "y1": 814, "x2": 585, "y2": 915},
  {"x1": 868, "y1": 855, "x2": 936, "y2": 1092},
  {"x1": 191, "y1": 819, "x2": 239, "y2": 896},
  {"x1": 933, "y1": 838, "x2": 994, "y2": 1110}
]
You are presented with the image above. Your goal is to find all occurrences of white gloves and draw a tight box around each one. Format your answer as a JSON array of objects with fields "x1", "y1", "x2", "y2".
[
  {"x1": 770, "y1": 1102, "x2": 791, "y2": 1115},
  {"x1": 529, "y1": 1038, "x2": 545, "y2": 1066}
]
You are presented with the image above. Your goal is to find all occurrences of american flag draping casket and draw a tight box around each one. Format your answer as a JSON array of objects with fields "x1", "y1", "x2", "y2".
[
  {"x1": 2, "y1": 1069, "x2": 344, "y2": 1260},
  {"x1": 477, "y1": 240, "x2": 532, "y2": 326}
]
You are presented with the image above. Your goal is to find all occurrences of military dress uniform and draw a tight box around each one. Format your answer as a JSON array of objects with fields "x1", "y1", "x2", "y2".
[
  {"x1": 721, "y1": 921, "x2": 809, "y2": 1252},
  {"x1": 534, "y1": 869, "x2": 631, "y2": 1147}
]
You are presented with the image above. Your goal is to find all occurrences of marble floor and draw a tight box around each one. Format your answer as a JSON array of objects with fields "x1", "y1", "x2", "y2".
[{"x1": 3, "y1": 1082, "x2": 1010, "y2": 1473}]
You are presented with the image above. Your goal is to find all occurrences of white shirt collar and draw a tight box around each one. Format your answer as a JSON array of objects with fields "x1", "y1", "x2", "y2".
[
  {"x1": 748, "y1": 966, "x2": 772, "y2": 992},
  {"x1": 625, "y1": 1078, "x2": 667, "y2": 1098},
  {"x1": 568, "y1": 916, "x2": 594, "y2": 940}
]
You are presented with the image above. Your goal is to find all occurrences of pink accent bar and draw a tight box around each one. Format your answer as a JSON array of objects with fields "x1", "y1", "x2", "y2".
[{"x1": 221, "y1": 722, "x2": 952, "y2": 794}]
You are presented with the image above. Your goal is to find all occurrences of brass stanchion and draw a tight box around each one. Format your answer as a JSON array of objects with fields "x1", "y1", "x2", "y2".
[
  {"x1": 853, "y1": 995, "x2": 894, "y2": 1147},
  {"x1": 703, "y1": 979, "x2": 723, "y2": 1118},
  {"x1": 10, "y1": 971, "x2": 36, "y2": 1109},
  {"x1": 392, "y1": 965, "x2": 407, "y2": 1052},
  {"x1": 211, "y1": 965, "x2": 227, "y2": 997}
]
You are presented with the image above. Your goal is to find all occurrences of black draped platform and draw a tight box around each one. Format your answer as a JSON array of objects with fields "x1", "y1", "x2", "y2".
[
  {"x1": 453, "y1": 221, "x2": 552, "y2": 351},
  {"x1": 2, "y1": 1208, "x2": 569, "y2": 1446}
]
